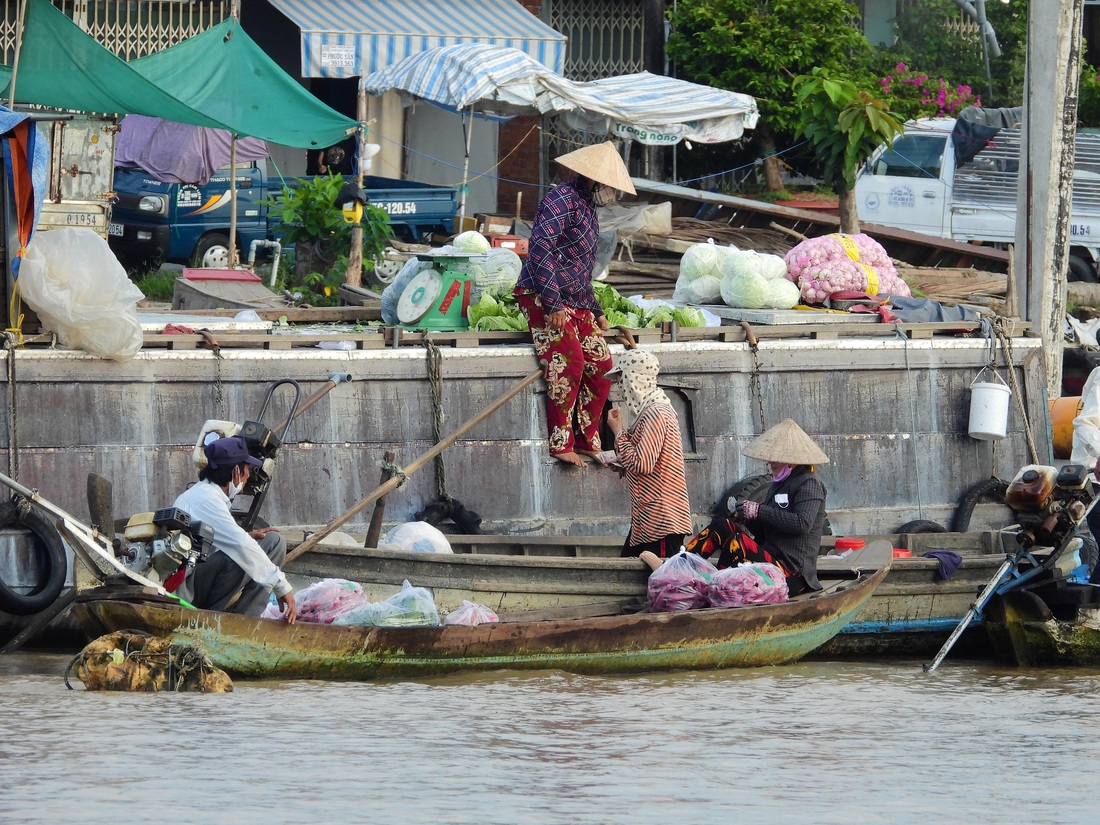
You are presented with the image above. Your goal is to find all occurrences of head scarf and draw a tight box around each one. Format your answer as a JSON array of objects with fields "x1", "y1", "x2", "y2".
[{"x1": 611, "y1": 350, "x2": 672, "y2": 430}]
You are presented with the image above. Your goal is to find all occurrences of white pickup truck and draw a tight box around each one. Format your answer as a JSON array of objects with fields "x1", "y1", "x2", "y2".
[{"x1": 855, "y1": 117, "x2": 1100, "y2": 282}]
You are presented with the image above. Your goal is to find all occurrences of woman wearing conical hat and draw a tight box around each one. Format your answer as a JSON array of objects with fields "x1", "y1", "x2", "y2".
[
  {"x1": 686, "y1": 419, "x2": 829, "y2": 596},
  {"x1": 514, "y1": 141, "x2": 637, "y2": 468}
]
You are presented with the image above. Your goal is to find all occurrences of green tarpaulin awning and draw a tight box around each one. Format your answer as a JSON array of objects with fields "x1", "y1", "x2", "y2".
[{"x1": 0, "y1": 0, "x2": 354, "y2": 149}]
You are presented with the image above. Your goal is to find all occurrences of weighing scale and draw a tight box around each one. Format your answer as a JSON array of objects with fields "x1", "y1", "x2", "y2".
[{"x1": 396, "y1": 251, "x2": 480, "y2": 331}]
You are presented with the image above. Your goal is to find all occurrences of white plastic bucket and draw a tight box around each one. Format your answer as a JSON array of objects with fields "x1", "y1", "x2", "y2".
[{"x1": 968, "y1": 369, "x2": 1011, "y2": 440}]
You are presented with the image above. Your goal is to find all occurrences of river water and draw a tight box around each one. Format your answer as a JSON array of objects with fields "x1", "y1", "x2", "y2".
[{"x1": 1, "y1": 652, "x2": 1097, "y2": 825}]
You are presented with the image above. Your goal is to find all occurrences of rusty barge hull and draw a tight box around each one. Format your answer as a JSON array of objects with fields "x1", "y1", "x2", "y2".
[{"x1": 0, "y1": 330, "x2": 1045, "y2": 539}]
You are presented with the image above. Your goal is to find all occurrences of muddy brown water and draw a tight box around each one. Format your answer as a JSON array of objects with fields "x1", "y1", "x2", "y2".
[{"x1": 2, "y1": 652, "x2": 1098, "y2": 824}]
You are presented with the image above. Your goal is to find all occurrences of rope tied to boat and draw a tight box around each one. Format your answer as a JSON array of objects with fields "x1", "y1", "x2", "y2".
[
  {"x1": 424, "y1": 339, "x2": 453, "y2": 505},
  {"x1": 2, "y1": 331, "x2": 18, "y2": 481},
  {"x1": 378, "y1": 456, "x2": 408, "y2": 488},
  {"x1": 985, "y1": 314, "x2": 1039, "y2": 465},
  {"x1": 11, "y1": 491, "x2": 31, "y2": 522}
]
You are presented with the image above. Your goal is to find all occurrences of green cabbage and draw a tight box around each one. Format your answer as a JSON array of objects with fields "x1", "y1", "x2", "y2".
[
  {"x1": 681, "y1": 275, "x2": 722, "y2": 305},
  {"x1": 757, "y1": 253, "x2": 788, "y2": 281},
  {"x1": 453, "y1": 230, "x2": 491, "y2": 254},
  {"x1": 679, "y1": 242, "x2": 725, "y2": 281},
  {"x1": 721, "y1": 250, "x2": 761, "y2": 281},
  {"x1": 763, "y1": 278, "x2": 801, "y2": 309},
  {"x1": 467, "y1": 292, "x2": 501, "y2": 326},
  {"x1": 721, "y1": 271, "x2": 770, "y2": 309},
  {"x1": 672, "y1": 307, "x2": 707, "y2": 327}
]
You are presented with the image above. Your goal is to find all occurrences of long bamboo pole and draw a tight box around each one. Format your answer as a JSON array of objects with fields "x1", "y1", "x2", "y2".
[{"x1": 285, "y1": 368, "x2": 542, "y2": 564}]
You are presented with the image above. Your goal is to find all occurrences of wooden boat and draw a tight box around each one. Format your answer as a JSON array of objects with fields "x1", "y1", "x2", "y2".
[
  {"x1": 982, "y1": 580, "x2": 1100, "y2": 667},
  {"x1": 71, "y1": 563, "x2": 888, "y2": 681},
  {"x1": 283, "y1": 529, "x2": 1008, "y2": 658}
]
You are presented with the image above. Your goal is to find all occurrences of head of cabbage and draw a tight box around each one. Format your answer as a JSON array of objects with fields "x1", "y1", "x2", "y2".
[{"x1": 453, "y1": 231, "x2": 491, "y2": 254}]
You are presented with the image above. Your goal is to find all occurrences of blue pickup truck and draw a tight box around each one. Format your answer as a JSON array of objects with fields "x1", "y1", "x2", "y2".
[{"x1": 108, "y1": 161, "x2": 458, "y2": 267}]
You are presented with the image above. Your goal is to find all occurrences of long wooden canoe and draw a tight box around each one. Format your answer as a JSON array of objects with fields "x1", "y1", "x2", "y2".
[
  {"x1": 283, "y1": 529, "x2": 1007, "y2": 658},
  {"x1": 71, "y1": 565, "x2": 887, "y2": 681}
]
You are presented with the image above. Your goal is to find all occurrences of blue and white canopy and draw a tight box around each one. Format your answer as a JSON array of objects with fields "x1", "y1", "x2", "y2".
[
  {"x1": 361, "y1": 43, "x2": 557, "y2": 118},
  {"x1": 266, "y1": 0, "x2": 567, "y2": 78},
  {"x1": 538, "y1": 72, "x2": 761, "y2": 146},
  {"x1": 362, "y1": 44, "x2": 759, "y2": 146}
]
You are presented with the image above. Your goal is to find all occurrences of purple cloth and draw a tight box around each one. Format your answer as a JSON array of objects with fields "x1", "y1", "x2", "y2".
[
  {"x1": 922, "y1": 550, "x2": 963, "y2": 581},
  {"x1": 115, "y1": 115, "x2": 269, "y2": 185},
  {"x1": 516, "y1": 178, "x2": 602, "y2": 316}
]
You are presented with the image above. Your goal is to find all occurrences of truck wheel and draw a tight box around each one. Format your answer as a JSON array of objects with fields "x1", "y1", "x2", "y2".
[
  {"x1": 1068, "y1": 255, "x2": 1098, "y2": 284},
  {"x1": 193, "y1": 233, "x2": 235, "y2": 269}
]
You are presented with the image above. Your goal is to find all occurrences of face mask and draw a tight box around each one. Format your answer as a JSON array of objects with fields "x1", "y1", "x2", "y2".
[
  {"x1": 593, "y1": 185, "x2": 620, "y2": 207},
  {"x1": 228, "y1": 470, "x2": 244, "y2": 498},
  {"x1": 772, "y1": 464, "x2": 794, "y2": 483}
]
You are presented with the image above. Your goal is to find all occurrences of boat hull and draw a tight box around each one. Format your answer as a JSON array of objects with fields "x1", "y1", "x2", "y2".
[
  {"x1": 286, "y1": 531, "x2": 1006, "y2": 658},
  {"x1": 71, "y1": 567, "x2": 886, "y2": 681},
  {"x1": 983, "y1": 589, "x2": 1100, "y2": 667}
]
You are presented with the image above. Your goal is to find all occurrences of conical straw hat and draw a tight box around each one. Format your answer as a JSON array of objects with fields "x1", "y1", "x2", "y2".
[
  {"x1": 555, "y1": 141, "x2": 637, "y2": 195},
  {"x1": 742, "y1": 419, "x2": 830, "y2": 465}
]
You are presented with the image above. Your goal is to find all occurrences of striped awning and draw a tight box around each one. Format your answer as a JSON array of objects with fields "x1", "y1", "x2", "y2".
[
  {"x1": 361, "y1": 44, "x2": 558, "y2": 117},
  {"x1": 266, "y1": 0, "x2": 567, "y2": 78},
  {"x1": 539, "y1": 72, "x2": 760, "y2": 145}
]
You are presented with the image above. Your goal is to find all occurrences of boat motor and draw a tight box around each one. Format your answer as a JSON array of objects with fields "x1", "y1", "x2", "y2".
[
  {"x1": 116, "y1": 507, "x2": 215, "y2": 583},
  {"x1": 1004, "y1": 463, "x2": 1093, "y2": 551}
]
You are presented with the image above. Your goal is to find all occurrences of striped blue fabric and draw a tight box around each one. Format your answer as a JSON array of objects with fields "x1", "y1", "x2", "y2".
[
  {"x1": 361, "y1": 43, "x2": 557, "y2": 114},
  {"x1": 266, "y1": 0, "x2": 567, "y2": 78}
]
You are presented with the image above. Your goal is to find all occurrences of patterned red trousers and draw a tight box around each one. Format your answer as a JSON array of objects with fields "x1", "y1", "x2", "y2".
[{"x1": 516, "y1": 291, "x2": 613, "y2": 456}]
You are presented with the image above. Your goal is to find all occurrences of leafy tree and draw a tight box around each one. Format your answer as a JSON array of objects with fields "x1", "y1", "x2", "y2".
[
  {"x1": 666, "y1": 0, "x2": 874, "y2": 191},
  {"x1": 874, "y1": 0, "x2": 1028, "y2": 108},
  {"x1": 794, "y1": 69, "x2": 903, "y2": 232}
]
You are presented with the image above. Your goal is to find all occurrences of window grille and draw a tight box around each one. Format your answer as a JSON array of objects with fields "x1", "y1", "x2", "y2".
[{"x1": 0, "y1": 1, "x2": 226, "y2": 62}]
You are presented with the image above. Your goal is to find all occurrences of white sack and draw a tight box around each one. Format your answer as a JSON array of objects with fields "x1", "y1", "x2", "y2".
[
  {"x1": 1072, "y1": 366, "x2": 1100, "y2": 465},
  {"x1": 382, "y1": 521, "x2": 453, "y2": 554},
  {"x1": 19, "y1": 228, "x2": 144, "y2": 361}
]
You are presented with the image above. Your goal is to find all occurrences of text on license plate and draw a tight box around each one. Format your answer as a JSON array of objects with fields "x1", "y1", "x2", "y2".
[{"x1": 108, "y1": 222, "x2": 124, "y2": 237}]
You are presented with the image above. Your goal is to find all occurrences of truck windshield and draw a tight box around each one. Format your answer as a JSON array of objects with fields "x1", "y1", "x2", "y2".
[{"x1": 872, "y1": 134, "x2": 946, "y2": 179}]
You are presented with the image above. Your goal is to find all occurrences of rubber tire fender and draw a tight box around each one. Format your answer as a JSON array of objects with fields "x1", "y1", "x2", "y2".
[
  {"x1": 1068, "y1": 255, "x2": 1098, "y2": 284},
  {"x1": 893, "y1": 519, "x2": 947, "y2": 534},
  {"x1": 0, "y1": 501, "x2": 68, "y2": 615},
  {"x1": 951, "y1": 477, "x2": 1010, "y2": 533}
]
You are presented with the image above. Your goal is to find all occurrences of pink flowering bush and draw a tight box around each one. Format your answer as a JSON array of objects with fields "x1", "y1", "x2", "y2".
[{"x1": 880, "y1": 63, "x2": 980, "y2": 121}]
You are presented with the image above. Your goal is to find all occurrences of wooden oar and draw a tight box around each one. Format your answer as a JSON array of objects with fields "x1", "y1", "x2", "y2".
[{"x1": 285, "y1": 368, "x2": 543, "y2": 565}]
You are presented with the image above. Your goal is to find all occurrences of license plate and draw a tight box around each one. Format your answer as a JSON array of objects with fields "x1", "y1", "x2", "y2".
[{"x1": 107, "y1": 222, "x2": 124, "y2": 237}]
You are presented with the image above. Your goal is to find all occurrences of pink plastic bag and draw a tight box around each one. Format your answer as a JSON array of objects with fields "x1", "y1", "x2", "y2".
[
  {"x1": 647, "y1": 550, "x2": 718, "y2": 613},
  {"x1": 262, "y1": 578, "x2": 369, "y2": 623},
  {"x1": 706, "y1": 563, "x2": 789, "y2": 607},
  {"x1": 443, "y1": 600, "x2": 500, "y2": 626}
]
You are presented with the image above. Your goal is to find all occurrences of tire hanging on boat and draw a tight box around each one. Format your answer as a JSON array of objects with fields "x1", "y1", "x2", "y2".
[
  {"x1": 893, "y1": 519, "x2": 947, "y2": 534},
  {"x1": 951, "y1": 477, "x2": 1010, "y2": 533},
  {"x1": 0, "y1": 501, "x2": 68, "y2": 616}
]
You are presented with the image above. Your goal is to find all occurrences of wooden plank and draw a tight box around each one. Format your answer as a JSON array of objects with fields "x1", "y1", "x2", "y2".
[
  {"x1": 145, "y1": 306, "x2": 382, "y2": 323},
  {"x1": 496, "y1": 601, "x2": 634, "y2": 623}
]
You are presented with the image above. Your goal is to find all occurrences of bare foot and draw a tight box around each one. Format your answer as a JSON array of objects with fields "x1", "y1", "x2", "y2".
[
  {"x1": 639, "y1": 550, "x2": 663, "y2": 571},
  {"x1": 553, "y1": 451, "x2": 589, "y2": 467},
  {"x1": 576, "y1": 448, "x2": 601, "y2": 459}
]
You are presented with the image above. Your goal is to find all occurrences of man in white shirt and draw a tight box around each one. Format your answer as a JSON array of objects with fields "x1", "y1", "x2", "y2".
[{"x1": 174, "y1": 435, "x2": 298, "y2": 623}]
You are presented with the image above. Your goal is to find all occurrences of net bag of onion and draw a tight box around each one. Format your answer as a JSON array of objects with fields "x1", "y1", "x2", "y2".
[
  {"x1": 783, "y1": 233, "x2": 911, "y2": 305},
  {"x1": 647, "y1": 549, "x2": 718, "y2": 612}
]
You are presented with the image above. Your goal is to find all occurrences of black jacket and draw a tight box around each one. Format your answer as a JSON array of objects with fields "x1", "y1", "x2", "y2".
[{"x1": 746, "y1": 467, "x2": 827, "y2": 591}]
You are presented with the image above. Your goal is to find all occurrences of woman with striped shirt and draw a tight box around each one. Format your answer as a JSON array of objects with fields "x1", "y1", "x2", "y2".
[{"x1": 605, "y1": 350, "x2": 694, "y2": 559}]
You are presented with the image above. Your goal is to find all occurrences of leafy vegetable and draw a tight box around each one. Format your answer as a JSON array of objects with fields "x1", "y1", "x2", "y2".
[{"x1": 453, "y1": 230, "x2": 491, "y2": 254}]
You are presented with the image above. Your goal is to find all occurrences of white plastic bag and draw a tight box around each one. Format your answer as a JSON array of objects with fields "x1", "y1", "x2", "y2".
[
  {"x1": 19, "y1": 228, "x2": 144, "y2": 360},
  {"x1": 334, "y1": 579, "x2": 441, "y2": 627},
  {"x1": 383, "y1": 521, "x2": 453, "y2": 554}
]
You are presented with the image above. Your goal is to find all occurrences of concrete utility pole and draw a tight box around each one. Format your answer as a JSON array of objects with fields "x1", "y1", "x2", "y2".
[{"x1": 1013, "y1": 0, "x2": 1084, "y2": 399}]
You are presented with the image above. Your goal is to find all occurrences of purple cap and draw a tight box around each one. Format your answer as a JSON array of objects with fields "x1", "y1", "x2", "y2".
[{"x1": 204, "y1": 435, "x2": 262, "y2": 471}]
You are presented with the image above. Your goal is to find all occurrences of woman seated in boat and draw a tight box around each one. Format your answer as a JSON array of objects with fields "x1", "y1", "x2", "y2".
[
  {"x1": 684, "y1": 419, "x2": 829, "y2": 597},
  {"x1": 604, "y1": 350, "x2": 695, "y2": 560}
]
